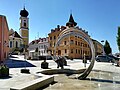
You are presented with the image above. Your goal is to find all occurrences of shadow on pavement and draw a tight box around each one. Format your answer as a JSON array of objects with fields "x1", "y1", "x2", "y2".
[
  {"x1": 86, "y1": 78, "x2": 120, "y2": 84},
  {"x1": 4, "y1": 58, "x2": 36, "y2": 68}
]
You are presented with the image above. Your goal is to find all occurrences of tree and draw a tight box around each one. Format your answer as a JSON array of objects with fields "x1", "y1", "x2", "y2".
[
  {"x1": 117, "y1": 27, "x2": 120, "y2": 52},
  {"x1": 104, "y1": 40, "x2": 112, "y2": 55}
]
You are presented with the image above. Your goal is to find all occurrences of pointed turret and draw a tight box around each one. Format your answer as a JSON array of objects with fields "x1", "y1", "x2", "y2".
[{"x1": 66, "y1": 14, "x2": 77, "y2": 27}]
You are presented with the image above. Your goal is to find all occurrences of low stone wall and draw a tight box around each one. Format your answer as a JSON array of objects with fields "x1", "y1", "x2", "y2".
[
  {"x1": 40, "y1": 69, "x2": 86, "y2": 75},
  {"x1": 10, "y1": 75, "x2": 54, "y2": 90}
]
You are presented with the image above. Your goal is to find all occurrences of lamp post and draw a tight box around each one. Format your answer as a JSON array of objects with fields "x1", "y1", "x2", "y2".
[{"x1": 84, "y1": 53, "x2": 86, "y2": 68}]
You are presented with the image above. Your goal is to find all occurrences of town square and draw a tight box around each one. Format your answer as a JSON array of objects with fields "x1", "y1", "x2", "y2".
[{"x1": 0, "y1": 0, "x2": 120, "y2": 90}]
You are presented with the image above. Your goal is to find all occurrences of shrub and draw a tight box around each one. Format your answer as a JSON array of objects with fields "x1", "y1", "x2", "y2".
[{"x1": 0, "y1": 65, "x2": 9, "y2": 78}]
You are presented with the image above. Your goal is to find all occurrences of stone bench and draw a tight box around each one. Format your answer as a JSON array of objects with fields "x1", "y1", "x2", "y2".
[{"x1": 10, "y1": 75, "x2": 54, "y2": 90}]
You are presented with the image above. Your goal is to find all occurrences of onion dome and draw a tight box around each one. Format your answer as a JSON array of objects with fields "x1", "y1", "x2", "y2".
[
  {"x1": 66, "y1": 14, "x2": 77, "y2": 27},
  {"x1": 20, "y1": 7, "x2": 29, "y2": 17}
]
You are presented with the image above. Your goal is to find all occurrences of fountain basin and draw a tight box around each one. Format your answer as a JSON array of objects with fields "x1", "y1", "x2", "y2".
[{"x1": 10, "y1": 74, "x2": 54, "y2": 90}]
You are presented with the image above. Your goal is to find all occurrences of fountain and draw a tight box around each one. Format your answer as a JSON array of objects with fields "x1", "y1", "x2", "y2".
[{"x1": 54, "y1": 28, "x2": 95, "y2": 80}]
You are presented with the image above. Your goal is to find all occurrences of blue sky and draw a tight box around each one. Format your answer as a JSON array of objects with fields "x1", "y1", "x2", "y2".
[{"x1": 0, "y1": 0, "x2": 120, "y2": 54}]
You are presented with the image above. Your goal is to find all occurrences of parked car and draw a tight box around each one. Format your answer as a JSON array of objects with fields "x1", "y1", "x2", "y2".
[
  {"x1": 96, "y1": 55, "x2": 113, "y2": 62},
  {"x1": 107, "y1": 55, "x2": 119, "y2": 63}
]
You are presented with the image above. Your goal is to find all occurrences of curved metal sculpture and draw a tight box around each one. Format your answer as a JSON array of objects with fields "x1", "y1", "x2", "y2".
[{"x1": 54, "y1": 28, "x2": 95, "y2": 79}]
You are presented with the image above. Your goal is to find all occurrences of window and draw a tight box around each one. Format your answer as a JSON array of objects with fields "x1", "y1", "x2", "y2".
[
  {"x1": 24, "y1": 22, "x2": 26, "y2": 27},
  {"x1": 10, "y1": 41, "x2": 12, "y2": 48},
  {"x1": 76, "y1": 49, "x2": 77, "y2": 53},
  {"x1": 41, "y1": 45, "x2": 43, "y2": 49},
  {"x1": 50, "y1": 37, "x2": 52, "y2": 40},
  {"x1": 23, "y1": 20, "x2": 26, "y2": 27},
  {"x1": 64, "y1": 41, "x2": 66, "y2": 45},
  {"x1": 54, "y1": 36, "x2": 56, "y2": 40},
  {"x1": 65, "y1": 49, "x2": 67, "y2": 53},
  {"x1": 78, "y1": 50, "x2": 80, "y2": 54},
  {"x1": 16, "y1": 41, "x2": 18, "y2": 48},
  {"x1": 75, "y1": 41, "x2": 77, "y2": 45},
  {"x1": 71, "y1": 49, "x2": 73, "y2": 53}
]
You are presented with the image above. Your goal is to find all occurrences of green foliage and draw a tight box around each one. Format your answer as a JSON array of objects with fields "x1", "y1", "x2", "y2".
[
  {"x1": 117, "y1": 27, "x2": 120, "y2": 51},
  {"x1": 0, "y1": 65, "x2": 9, "y2": 78},
  {"x1": 104, "y1": 40, "x2": 112, "y2": 55}
]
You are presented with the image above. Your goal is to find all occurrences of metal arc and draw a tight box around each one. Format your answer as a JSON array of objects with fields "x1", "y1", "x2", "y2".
[{"x1": 54, "y1": 28, "x2": 95, "y2": 79}]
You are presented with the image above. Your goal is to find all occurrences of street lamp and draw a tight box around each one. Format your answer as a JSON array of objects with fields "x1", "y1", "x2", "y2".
[{"x1": 83, "y1": 53, "x2": 86, "y2": 68}]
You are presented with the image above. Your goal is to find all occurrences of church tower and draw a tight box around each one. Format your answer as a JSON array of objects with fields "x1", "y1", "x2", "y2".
[{"x1": 19, "y1": 6, "x2": 29, "y2": 47}]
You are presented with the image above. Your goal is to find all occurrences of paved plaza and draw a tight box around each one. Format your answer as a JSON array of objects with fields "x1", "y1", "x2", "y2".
[{"x1": 0, "y1": 55, "x2": 120, "y2": 90}]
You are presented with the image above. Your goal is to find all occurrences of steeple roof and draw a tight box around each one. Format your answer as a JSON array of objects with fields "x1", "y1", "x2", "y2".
[
  {"x1": 20, "y1": 6, "x2": 29, "y2": 17},
  {"x1": 66, "y1": 14, "x2": 77, "y2": 27},
  {"x1": 9, "y1": 31, "x2": 22, "y2": 38}
]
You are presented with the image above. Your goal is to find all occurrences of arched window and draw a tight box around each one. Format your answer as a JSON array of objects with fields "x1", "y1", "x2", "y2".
[
  {"x1": 23, "y1": 20, "x2": 26, "y2": 27},
  {"x1": 24, "y1": 22, "x2": 26, "y2": 27},
  {"x1": 10, "y1": 41, "x2": 12, "y2": 48},
  {"x1": 16, "y1": 41, "x2": 18, "y2": 48}
]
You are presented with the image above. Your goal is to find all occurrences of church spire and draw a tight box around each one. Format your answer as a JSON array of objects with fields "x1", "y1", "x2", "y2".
[{"x1": 66, "y1": 13, "x2": 77, "y2": 27}]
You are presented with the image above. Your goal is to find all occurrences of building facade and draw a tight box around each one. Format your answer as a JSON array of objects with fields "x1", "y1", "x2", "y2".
[
  {"x1": 19, "y1": 7, "x2": 29, "y2": 47},
  {"x1": 92, "y1": 39, "x2": 103, "y2": 56},
  {"x1": 0, "y1": 15, "x2": 9, "y2": 62},
  {"x1": 48, "y1": 14, "x2": 91, "y2": 59},
  {"x1": 28, "y1": 37, "x2": 49, "y2": 59},
  {"x1": 9, "y1": 29, "x2": 23, "y2": 53}
]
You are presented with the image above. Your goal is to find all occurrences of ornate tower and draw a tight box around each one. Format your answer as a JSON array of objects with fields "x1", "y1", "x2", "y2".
[
  {"x1": 19, "y1": 7, "x2": 29, "y2": 47},
  {"x1": 66, "y1": 14, "x2": 77, "y2": 27}
]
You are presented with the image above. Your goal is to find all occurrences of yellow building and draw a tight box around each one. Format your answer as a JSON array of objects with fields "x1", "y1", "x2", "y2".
[
  {"x1": 92, "y1": 39, "x2": 103, "y2": 56},
  {"x1": 48, "y1": 14, "x2": 91, "y2": 59},
  {"x1": 19, "y1": 7, "x2": 29, "y2": 47}
]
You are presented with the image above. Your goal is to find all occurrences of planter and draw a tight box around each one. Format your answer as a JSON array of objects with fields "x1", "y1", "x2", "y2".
[
  {"x1": 0, "y1": 65, "x2": 9, "y2": 78},
  {"x1": 41, "y1": 60, "x2": 49, "y2": 69}
]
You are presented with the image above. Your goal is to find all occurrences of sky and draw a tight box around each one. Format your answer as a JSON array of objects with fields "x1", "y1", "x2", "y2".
[{"x1": 0, "y1": 0, "x2": 120, "y2": 54}]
